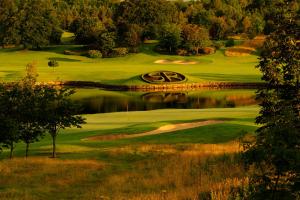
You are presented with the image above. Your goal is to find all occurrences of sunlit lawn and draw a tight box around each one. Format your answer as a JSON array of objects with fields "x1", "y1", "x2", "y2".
[{"x1": 0, "y1": 44, "x2": 261, "y2": 85}]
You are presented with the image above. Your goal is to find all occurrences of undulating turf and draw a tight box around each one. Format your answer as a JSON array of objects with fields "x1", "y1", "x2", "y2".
[
  {"x1": 0, "y1": 44, "x2": 261, "y2": 85},
  {"x1": 0, "y1": 106, "x2": 259, "y2": 159}
]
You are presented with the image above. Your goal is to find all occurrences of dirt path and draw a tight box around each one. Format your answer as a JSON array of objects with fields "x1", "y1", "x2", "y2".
[{"x1": 85, "y1": 120, "x2": 224, "y2": 141}]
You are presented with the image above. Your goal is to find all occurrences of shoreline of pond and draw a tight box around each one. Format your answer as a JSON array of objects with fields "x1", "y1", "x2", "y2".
[{"x1": 40, "y1": 81, "x2": 265, "y2": 92}]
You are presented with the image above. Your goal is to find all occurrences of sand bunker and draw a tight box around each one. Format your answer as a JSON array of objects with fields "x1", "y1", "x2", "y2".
[
  {"x1": 154, "y1": 59, "x2": 198, "y2": 65},
  {"x1": 84, "y1": 120, "x2": 224, "y2": 141}
]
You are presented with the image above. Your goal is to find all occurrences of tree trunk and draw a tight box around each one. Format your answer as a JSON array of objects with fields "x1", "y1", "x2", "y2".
[
  {"x1": 25, "y1": 142, "x2": 29, "y2": 158},
  {"x1": 9, "y1": 142, "x2": 14, "y2": 159},
  {"x1": 51, "y1": 134, "x2": 57, "y2": 158}
]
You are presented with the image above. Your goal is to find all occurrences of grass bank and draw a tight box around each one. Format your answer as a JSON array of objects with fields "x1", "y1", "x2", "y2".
[{"x1": 0, "y1": 45, "x2": 261, "y2": 86}]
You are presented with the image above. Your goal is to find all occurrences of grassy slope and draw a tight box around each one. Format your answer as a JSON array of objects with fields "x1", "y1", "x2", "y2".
[
  {"x1": 0, "y1": 44, "x2": 261, "y2": 85},
  {"x1": 0, "y1": 106, "x2": 258, "y2": 199},
  {"x1": 0, "y1": 106, "x2": 259, "y2": 159}
]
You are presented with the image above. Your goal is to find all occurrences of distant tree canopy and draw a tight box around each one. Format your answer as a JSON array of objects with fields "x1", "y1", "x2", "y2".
[
  {"x1": 0, "y1": 0, "x2": 299, "y2": 53},
  {"x1": 0, "y1": 0, "x2": 62, "y2": 49}
]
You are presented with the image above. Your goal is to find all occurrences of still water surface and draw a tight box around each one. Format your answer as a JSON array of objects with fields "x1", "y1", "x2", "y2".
[{"x1": 71, "y1": 88, "x2": 257, "y2": 114}]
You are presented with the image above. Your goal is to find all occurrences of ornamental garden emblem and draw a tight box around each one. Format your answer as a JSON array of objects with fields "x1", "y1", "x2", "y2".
[{"x1": 141, "y1": 71, "x2": 187, "y2": 84}]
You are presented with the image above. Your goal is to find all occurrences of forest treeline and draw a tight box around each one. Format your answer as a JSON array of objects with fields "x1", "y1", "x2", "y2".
[{"x1": 0, "y1": 0, "x2": 299, "y2": 55}]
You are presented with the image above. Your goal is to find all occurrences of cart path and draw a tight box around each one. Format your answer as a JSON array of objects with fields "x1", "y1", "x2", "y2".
[{"x1": 84, "y1": 120, "x2": 225, "y2": 141}]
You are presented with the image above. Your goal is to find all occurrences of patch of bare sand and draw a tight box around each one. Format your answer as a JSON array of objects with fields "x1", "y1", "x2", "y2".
[{"x1": 84, "y1": 120, "x2": 224, "y2": 141}]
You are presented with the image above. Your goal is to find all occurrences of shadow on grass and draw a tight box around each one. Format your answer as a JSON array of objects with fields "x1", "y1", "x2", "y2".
[
  {"x1": 48, "y1": 57, "x2": 81, "y2": 62},
  {"x1": 190, "y1": 73, "x2": 261, "y2": 82}
]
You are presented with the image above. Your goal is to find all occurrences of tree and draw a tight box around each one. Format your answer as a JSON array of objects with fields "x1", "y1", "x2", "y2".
[
  {"x1": 123, "y1": 24, "x2": 142, "y2": 52},
  {"x1": 97, "y1": 31, "x2": 116, "y2": 56},
  {"x1": 0, "y1": 0, "x2": 21, "y2": 47},
  {"x1": 244, "y1": 3, "x2": 300, "y2": 199},
  {"x1": 18, "y1": 0, "x2": 62, "y2": 49},
  {"x1": 181, "y1": 24, "x2": 211, "y2": 54},
  {"x1": 159, "y1": 23, "x2": 182, "y2": 53},
  {"x1": 72, "y1": 16, "x2": 105, "y2": 44},
  {"x1": 0, "y1": 84, "x2": 21, "y2": 159},
  {"x1": 42, "y1": 87, "x2": 85, "y2": 158},
  {"x1": 209, "y1": 17, "x2": 228, "y2": 40},
  {"x1": 18, "y1": 63, "x2": 45, "y2": 157}
]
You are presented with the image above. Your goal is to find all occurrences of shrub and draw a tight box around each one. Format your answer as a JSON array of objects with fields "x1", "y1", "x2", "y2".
[
  {"x1": 201, "y1": 47, "x2": 216, "y2": 55},
  {"x1": 176, "y1": 49, "x2": 188, "y2": 56},
  {"x1": 48, "y1": 60, "x2": 59, "y2": 67},
  {"x1": 87, "y1": 50, "x2": 102, "y2": 58},
  {"x1": 213, "y1": 41, "x2": 225, "y2": 50},
  {"x1": 111, "y1": 48, "x2": 128, "y2": 57},
  {"x1": 225, "y1": 39, "x2": 235, "y2": 47}
]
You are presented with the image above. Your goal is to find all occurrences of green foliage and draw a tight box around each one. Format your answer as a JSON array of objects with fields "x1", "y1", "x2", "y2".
[
  {"x1": 48, "y1": 60, "x2": 59, "y2": 68},
  {"x1": 0, "y1": 0, "x2": 20, "y2": 46},
  {"x1": 225, "y1": 39, "x2": 235, "y2": 47},
  {"x1": 244, "y1": 5, "x2": 300, "y2": 199},
  {"x1": 181, "y1": 24, "x2": 211, "y2": 54},
  {"x1": 87, "y1": 50, "x2": 102, "y2": 58},
  {"x1": 111, "y1": 48, "x2": 128, "y2": 57},
  {"x1": 97, "y1": 32, "x2": 116, "y2": 56},
  {"x1": 71, "y1": 16, "x2": 105, "y2": 44},
  {"x1": 41, "y1": 87, "x2": 86, "y2": 158},
  {"x1": 158, "y1": 23, "x2": 182, "y2": 53}
]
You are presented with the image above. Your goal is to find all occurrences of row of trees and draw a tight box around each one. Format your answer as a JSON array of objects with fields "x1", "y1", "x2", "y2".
[
  {"x1": 0, "y1": 0, "x2": 62, "y2": 49},
  {"x1": 0, "y1": 63, "x2": 85, "y2": 158},
  {"x1": 1, "y1": 0, "x2": 299, "y2": 53},
  {"x1": 158, "y1": 23, "x2": 211, "y2": 54}
]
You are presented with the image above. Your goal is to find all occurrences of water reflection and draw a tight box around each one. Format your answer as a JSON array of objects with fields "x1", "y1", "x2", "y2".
[{"x1": 72, "y1": 89, "x2": 257, "y2": 114}]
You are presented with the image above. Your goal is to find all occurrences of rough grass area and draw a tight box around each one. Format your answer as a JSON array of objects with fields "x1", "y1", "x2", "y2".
[
  {"x1": 0, "y1": 44, "x2": 261, "y2": 85},
  {"x1": 0, "y1": 106, "x2": 258, "y2": 199},
  {"x1": 0, "y1": 143, "x2": 248, "y2": 200}
]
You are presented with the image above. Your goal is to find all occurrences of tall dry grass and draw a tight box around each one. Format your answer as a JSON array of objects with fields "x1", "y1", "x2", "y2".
[{"x1": 0, "y1": 142, "x2": 248, "y2": 200}]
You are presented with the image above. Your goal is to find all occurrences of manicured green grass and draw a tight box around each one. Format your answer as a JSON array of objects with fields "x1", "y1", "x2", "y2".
[
  {"x1": 0, "y1": 44, "x2": 261, "y2": 85},
  {"x1": 0, "y1": 106, "x2": 259, "y2": 159}
]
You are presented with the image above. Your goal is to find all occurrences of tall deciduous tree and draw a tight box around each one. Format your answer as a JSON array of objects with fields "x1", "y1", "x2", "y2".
[
  {"x1": 181, "y1": 24, "x2": 211, "y2": 54},
  {"x1": 244, "y1": 2, "x2": 300, "y2": 199},
  {"x1": 18, "y1": 63, "x2": 45, "y2": 157},
  {"x1": 0, "y1": 84, "x2": 21, "y2": 159},
  {"x1": 0, "y1": 0, "x2": 20, "y2": 47},
  {"x1": 19, "y1": 0, "x2": 62, "y2": 49},
  {"x1": 42, "y1": 87, "x2": 85, "y2": 158},
  {"x1": 159, "y1": 23, "x2": 182, "y2": 53}
]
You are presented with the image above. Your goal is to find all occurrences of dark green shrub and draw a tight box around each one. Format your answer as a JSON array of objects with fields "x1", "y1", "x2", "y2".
[
  {"x1": 87, "y1": 50, "x2": 102, "y2": 58},
  {"x1": 225, "y1": 39, "x2": 235, "y2": 47},
  {"x1": 213, "y1": 41, "x2": 225, "y2": 50},
  {"x1": 48, "y1": 60, "x2": 59, "y2": 67}
]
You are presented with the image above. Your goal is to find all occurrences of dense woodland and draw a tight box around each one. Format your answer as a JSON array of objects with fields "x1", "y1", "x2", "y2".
[{"x1": 0, "y1": 0, "x2": 299, "y2": 56}]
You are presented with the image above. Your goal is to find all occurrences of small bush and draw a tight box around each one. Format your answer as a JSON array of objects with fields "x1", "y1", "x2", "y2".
[
  {"x1": 87, "y1": 50, "x2": 102, "y2": 58},
  {"x1": 176, "y1": 49, "x2": 188, "y2": 56},
  {"x1": 111, "y1": 48, "x2": 128, "y2": 57},
  {"x1": 225, "y1": 39, "x2": 235, "y2": 47},
  {"x1": 201, "y1": 47, "x2": 216, "y2": 55},
  {"x1": 48, "y1": 60, "x2": 59, "y2": 67},
  {"x1": 213, "y1": 41, "x2": 225, "y2": 50}
]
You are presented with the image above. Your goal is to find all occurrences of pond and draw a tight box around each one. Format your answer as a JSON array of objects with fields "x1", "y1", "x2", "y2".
[{"x1": 71, "y1": 88, "x2": 257, "y2": 114}]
